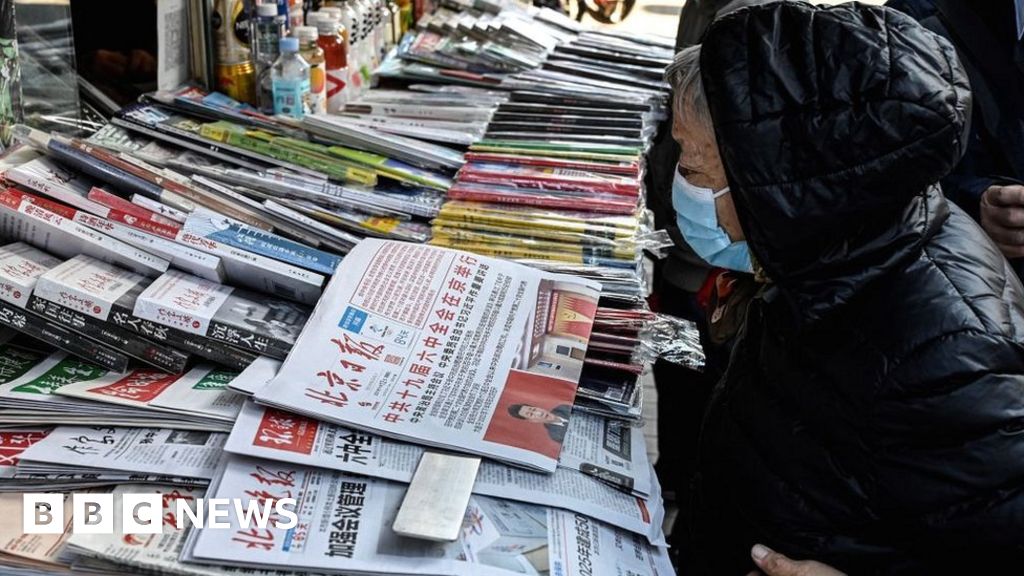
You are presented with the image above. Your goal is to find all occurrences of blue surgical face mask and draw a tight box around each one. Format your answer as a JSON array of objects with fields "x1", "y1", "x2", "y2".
[{"x1": 672, "y1": 167, "x2": 754, "y2": 273}]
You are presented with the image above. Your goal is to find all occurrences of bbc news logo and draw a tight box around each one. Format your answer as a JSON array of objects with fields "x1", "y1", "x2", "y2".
[{"x1": 23, "y1": 493, "x2": 298, "y2": 534}]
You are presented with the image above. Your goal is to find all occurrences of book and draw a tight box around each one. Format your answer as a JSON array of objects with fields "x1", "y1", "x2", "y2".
[
  {"x1": 0, "y1": 188, "x2": 223, "y2": 281},
  {"x1": 181, "y1": 209, "x2": 341, "y2": 276},
  {"x1": 130, "y1": 194, "x2": 189, "y2": 223},
  {"x1": 0, "y1": 190, "x2": 171, "y2": 278},
  {"x1": 134, "y1": 269, "x2": 309, "y2": 359},
  {"x1": 458, "y1": 162, "x2": 640, "y2": 196},
  {"x1": 28, "y1": 254, "x2": 252, "y2": 370},
  {"x1": 0, "y1": 300, "x2": 130, "y2": 372},
  {"x1": 184, "y1": 176, "x2": 331, "y2": 249},
  {"x1": 0, "y1": 242, "x2": 188, "y2": 372},
  {"x1": 446, "y1": 182, "x2": 638, "y2": 215},
  {"x1": 86, "y1": 188, "x2": 183, "y2": 236},
  {"x1": 3, "y1": 156, "x2": 113, "y2": 217},
  {"x1": 462, "y1": 152, "x2": 640, "y2": 176},
  {"x1": 25, "y1": 295, "x2": 191, "y2": 373},
  {"x1": 8, "y1": 185, "x2": 180, "y2": 240},
  {"x1": 174, "y1": 228, "x2": 324, "y2": 305},
  {"x1": 303, "y1": 115, "x2": 466, "y2": 171},
  {"x1": 197, "y1": 123, "x2": 379, "y2": 187},
  {"x1": 73, "y1": 210, "x2": 226, "y2": 283},
  {"x1": 112, "y1": 103, "x2": 282, "y2": 173},
  {"x1": 325, "y1": 145, "x2": 453, "y2": 191},
  {"x1": 0, "y1": 242, "x2": 62, "y2": 309}
]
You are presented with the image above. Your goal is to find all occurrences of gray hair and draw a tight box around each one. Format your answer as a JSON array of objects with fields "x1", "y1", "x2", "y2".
[{"x1": 665, "y1": 45, "x2": 712, "y2": 133}]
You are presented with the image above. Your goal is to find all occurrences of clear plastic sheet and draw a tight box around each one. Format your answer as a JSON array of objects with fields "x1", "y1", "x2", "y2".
[{"x1": 640, "y1": 313, "x2": 706, "y2": 371}]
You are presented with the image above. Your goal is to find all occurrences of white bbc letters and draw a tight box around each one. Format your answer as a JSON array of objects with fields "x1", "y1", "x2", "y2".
[
  {"x1": 122, "y1": 493, "x2": 163, "y2": 534},
  {"x1": 23, "y1": 494, "x2": 64, "y2": 534},
  {"x1": 73, "y1": 493, "x2": 114, "y2": 534}
]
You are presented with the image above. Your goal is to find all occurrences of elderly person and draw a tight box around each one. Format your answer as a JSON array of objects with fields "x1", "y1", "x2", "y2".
[{"x1": 667, "y1": 2, "x2": 1024, "y2": 574}]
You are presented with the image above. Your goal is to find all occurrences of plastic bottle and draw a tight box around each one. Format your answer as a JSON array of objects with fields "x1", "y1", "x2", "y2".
[
  {"x1": 370, "y1": 0, "x2": 386, "y2": 65},
  {"x1": 389, "y1": 1, "x2": 402, "y2": 44},
  {"x1": 213, "y1": 0, "x2": 257, "y2": 104},
  {"x1": 317, "y1": 16, "x2": 350, "y2": 112},
  {"x1": 354, "y1": 0, "x2": 378, "y2": 76},
  {"x1": 396, "y1": 0, "x2": 413, "y2": 35},
  {"x1": 295, "y1": 26, "x2": 327, "y2": 115},
  {"x1": 305, "y1": 9, "x2": 323, "y2": 27},
  {"x1": 288, "y1": 0, "x2": 304, "y2": 29},
  {"x1": 271, "y1": 37, "x2": 311, "y2": 119},
  {"x1": 252, "y1": 3, "x2": 287, "y2": 113},
  {"x1": 333, "y1": 2, "x2": 364, "y2": 96}
]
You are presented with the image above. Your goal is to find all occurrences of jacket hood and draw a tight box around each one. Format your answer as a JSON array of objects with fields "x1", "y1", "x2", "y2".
[{"x1": 699, "y1": 1, "x2": 971, "y2": 322}]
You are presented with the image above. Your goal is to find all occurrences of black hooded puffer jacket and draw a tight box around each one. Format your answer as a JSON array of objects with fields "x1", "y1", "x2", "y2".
[{"x1": 691, "y1": 2, "x2": 1024, "y2": 574}]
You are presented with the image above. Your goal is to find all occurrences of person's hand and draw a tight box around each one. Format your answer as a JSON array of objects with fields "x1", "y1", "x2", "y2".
[
  {"x1": 981, "y1": 185, "x2": 1024, "y2": 259},
  {"x1": 745, "y1": 544, "x2": 846, "y2": 576}
]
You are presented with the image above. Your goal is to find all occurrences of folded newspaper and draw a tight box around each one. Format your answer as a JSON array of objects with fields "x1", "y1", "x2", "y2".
[
  {"x1": 255, "y1": 239, "x2": 602, "y2": 472},
  {"x1": 0, "y1": 352, "x2": 238, "y2": 431},
  {"x1": 16, "y1": 425, "x2": 224, "y2": 481},
  {"x1": 224, "y1": 401, "x2": 665, "y2": 544},
  {"x1": 181, "y1": 455, "x2": 674, "y2": 576}
]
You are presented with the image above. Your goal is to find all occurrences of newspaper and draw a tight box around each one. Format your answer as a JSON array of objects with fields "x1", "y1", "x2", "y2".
[
  {"x1": 18, "y1": 426, "x2": 226, "y2": 479},
  {"x1": 256, "y1": 239, "x2": 602, "y2": 472},
  {"x1": 184, "y1": 455, "x2": 670, "y2": 575},
  {"x1": 55, "y1": 364, "x2": 244, "y2": 423},
  {"x1": 134, "y1": 270, "x2": 310, "y2": 359},
  {"x1": 224, "y1": 402, "x2": 664, "y2": 543},
  {"x1": 0, "y1": 492, "x2": 77, "y2": 571},
  {"x1": 557, "y1": 411, "x2": 650, "y2": 496},
  {"x1": 68, "y1": 484, "x2": 321, "y2": 576},
  {"x1": 548, "y1": 508, "x2": 674, "y2": 576},
  {"x1": 0, "y1": 428, "x2": 50, "y2": 478},
  {"x1": 227, "y1": 356, "x2": 281, "y2": 396},
  {"x1": 4, "y1": 155, "x2": 113, "y2": 217},
  {"x1": 0, "y1": 353, "x2": 234, "y2": 431}
]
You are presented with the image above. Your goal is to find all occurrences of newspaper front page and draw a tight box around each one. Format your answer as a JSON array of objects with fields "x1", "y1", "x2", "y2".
[
  {"x1": 186, "y1": 456, "x2": 670, "y2": 576},
  {"x1": 18, "y1": 426, "x2": 225, "y2": 479},
  {"x1": 256, "y1": 239, "x2": 602, "y2": 471},
  {"x1": 223, "y1": 402, "x2": 664, "y2": 544}
]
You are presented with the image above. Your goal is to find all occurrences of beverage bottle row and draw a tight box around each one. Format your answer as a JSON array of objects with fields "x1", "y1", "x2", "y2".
[{"x1": 213, "y1": 0, "x2": 407, "y2": 116}]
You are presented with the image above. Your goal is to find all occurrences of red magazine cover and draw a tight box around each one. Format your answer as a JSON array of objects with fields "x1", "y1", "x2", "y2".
[
  {"x1": 447, "y1": 183, "x2": 638, "y2": 215},
  {"x1": 463, "y1": 151, "x2": 641, "y2": 176},
  {"x1": 457, "y1": 164, "x2": 641, "y2": 197}
]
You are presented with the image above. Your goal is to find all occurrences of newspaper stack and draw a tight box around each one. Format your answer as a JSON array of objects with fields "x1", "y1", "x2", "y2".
[
  {"x1": 0, "y1": 492, "x2": 80, "y2": 572},
  {"x1": 224, "y1": 399, "x2": 664, "y2": 535},
  {"x1": 15, "y1": 426, "x2": 224, "y2": 484},
  {"x1": 0, "y1": 351, "x2": 243, "y2": 431},
  {"x1": 243, "y1": 240, "x2": 671, "y2": 546},
  {"x1": 373, "y1": 4, "x2": 681, "y2": 420},
  {"x1": 176, "y1": 456, "x2": 675, "y2": 576}
]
